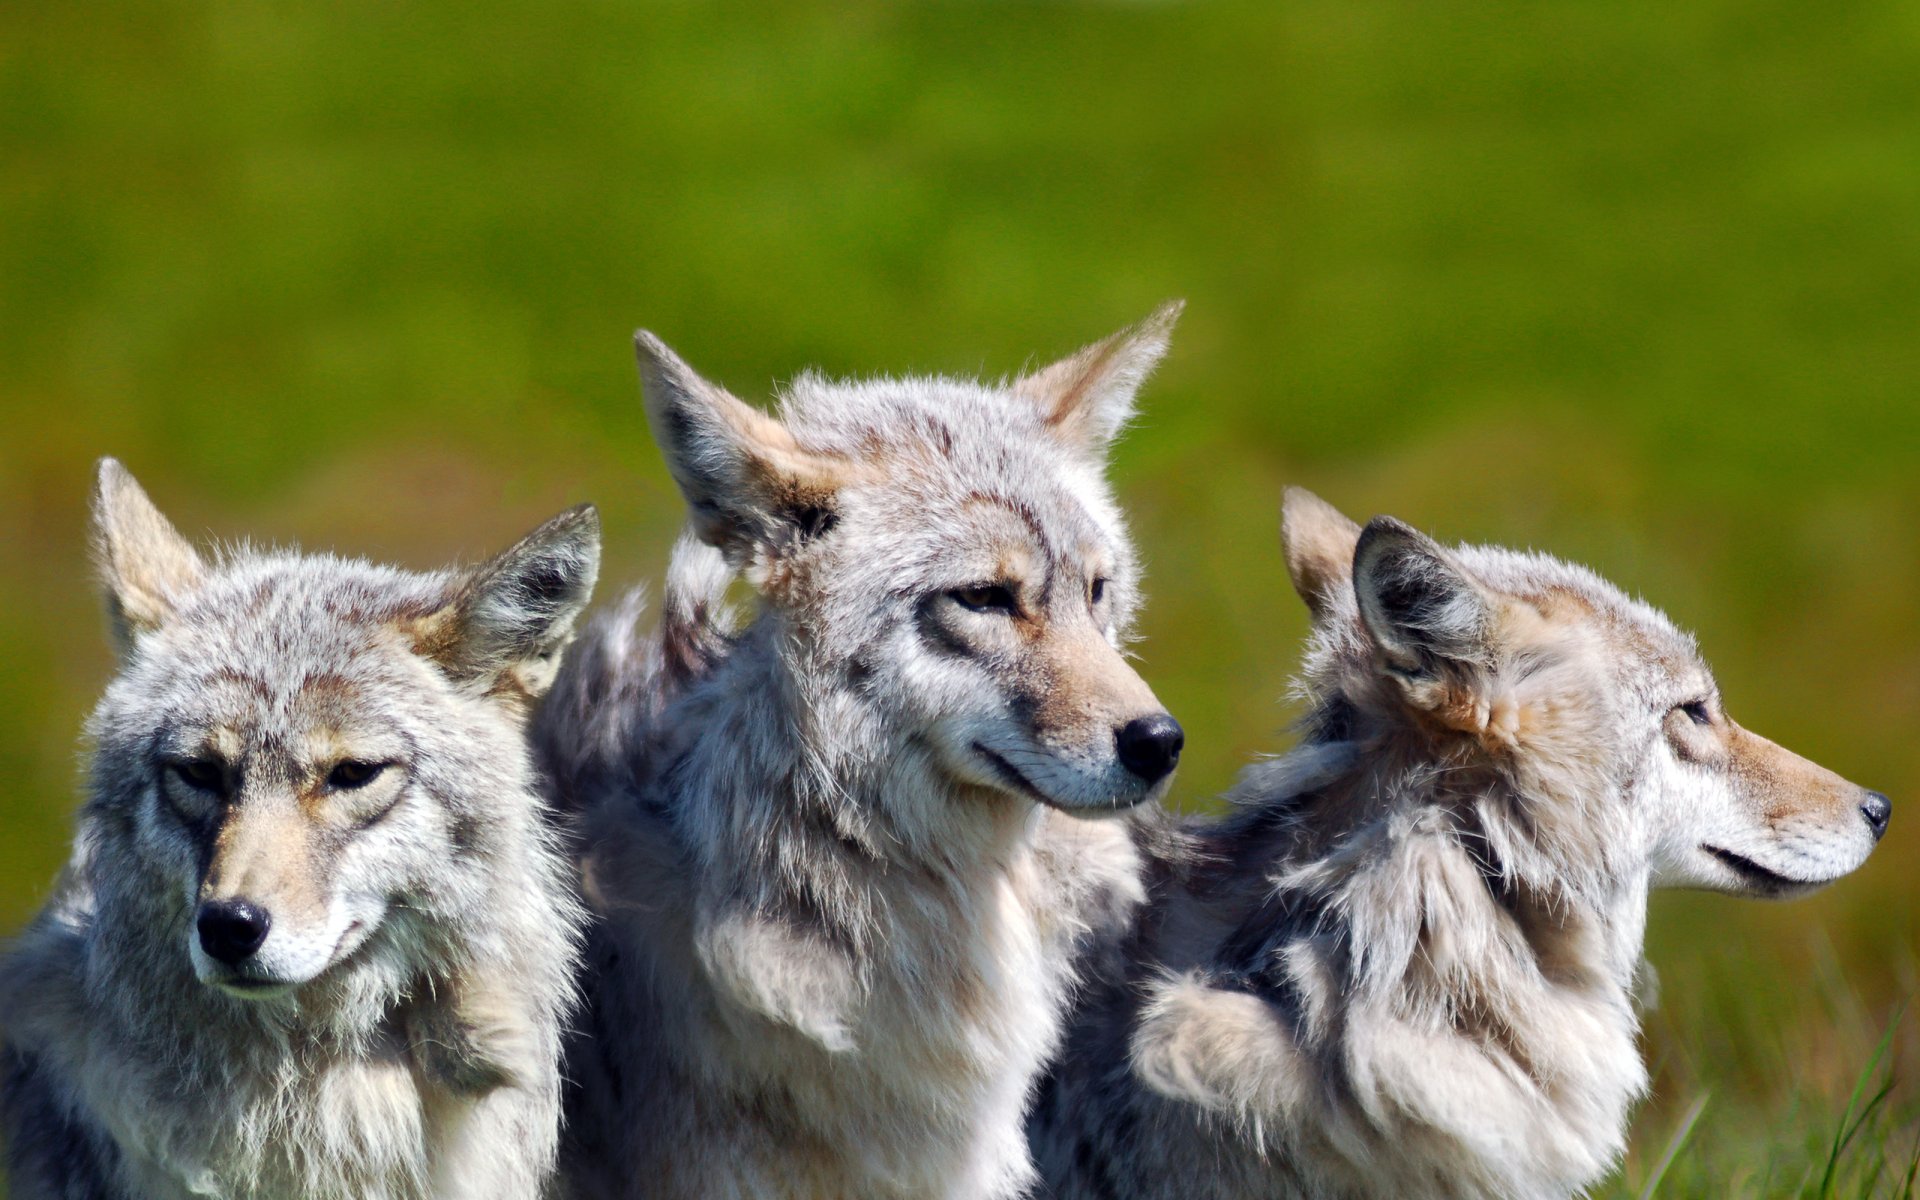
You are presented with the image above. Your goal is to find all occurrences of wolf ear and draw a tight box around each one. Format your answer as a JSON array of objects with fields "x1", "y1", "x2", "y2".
[
  {"x1": 91, "y1": 458, "x2": 207, "y2": 646},
  {"x1": 1352, "y1": 517, "x2": 1491, "y2": 683},
  {"x1": 422, "y1": 505, "x2": 601, "y2": 700},
  {"x1": 1014, "y1": 300, "x2": 1182, "y2": 456},
  {"x1": 1281, "y1": 488, "x2": 1361, "y2": 622},
  {"x1": 636, "y1": 331, "x2": 852, "y2": 560}
]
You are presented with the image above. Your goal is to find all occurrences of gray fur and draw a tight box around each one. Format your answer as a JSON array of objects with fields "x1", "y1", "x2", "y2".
[
  {"x1": 547, "y1": 309, "x2": 1183, "y2": 1199},
  {"x1": 1032, "y1": 489, "x2": 1885, "y2": 1200},
  {"x1": 0, "y1": 460, "x2": 598, "y2": 1200}
]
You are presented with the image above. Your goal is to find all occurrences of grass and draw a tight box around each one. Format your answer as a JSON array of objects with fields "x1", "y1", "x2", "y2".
[
  {"x1": 2, "y1": 0, "x2": 1917, "y2": 1193},
  {"x1": 1603, "y1": 939, "x2": 1920, "y2": 1197}
]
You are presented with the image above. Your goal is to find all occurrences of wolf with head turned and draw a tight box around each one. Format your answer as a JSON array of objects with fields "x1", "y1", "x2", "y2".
[
  {"x1": 1030, "y1": 488, "x2": 1889, "y2": 1200},
  {"x1": 544, "y1": 306, "x2": 1187, "y2": 1200},
  {"x1": 0, "y1": 460, "x2": 599, "y2": 1200}
]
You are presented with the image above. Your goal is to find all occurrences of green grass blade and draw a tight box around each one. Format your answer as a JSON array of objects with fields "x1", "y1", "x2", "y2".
[
  {"x1": 1815, "y1": 1004, "x2": 1904, "y2": 1199},
  {"x1": 1898, "y1": 1127, "x2": 1920, "y2": 1200},
  {"x1": 1638, "y1": 1092, "x2": 1710, "y2": 1200}
]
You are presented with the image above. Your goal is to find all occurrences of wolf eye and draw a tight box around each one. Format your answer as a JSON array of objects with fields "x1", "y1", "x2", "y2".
[
  {"x1": 1677, "y1": 700, "x2": 1712, "y2": 726},
  {"x1": 949, "y1": 584, "x2": 1017, "y2": 614},
  {"x1": 328, "y1": 761, "x2": 387, "y2": 790},
  {"x1": 168, "y1": 759, "x2": 224, "y2": 793},
  {"x1": 1089, "y1": 577, "x2": 1109, "y2": 606}
]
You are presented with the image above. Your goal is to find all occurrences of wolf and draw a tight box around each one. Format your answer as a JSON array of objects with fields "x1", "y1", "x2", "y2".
[
  {"x1": 0, "y1": 459, "x2": 599, "y2": 1200},
  {"x1": 543, "y1": 306, "x2": 1187, "y2": 1200},
  {"x1": 1030, "y1": 488, "x2": 1890, "y2": 1200}
]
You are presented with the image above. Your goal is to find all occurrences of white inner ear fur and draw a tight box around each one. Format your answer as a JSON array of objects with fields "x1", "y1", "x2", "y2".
[
  {"x1": 634, "y1": 330, "x2": 854, "y2": 560},
  {"x1": 1013, "y1": 300, "x2": 1182, "y2": 456},
  {"x1": 420, "y1": 505, "x2": 601, "y2": 699},
  {"x1": 1352, "y1": 519, "x2": 1492, "y2": 682},
  {"x1": 1281, "y1": 487, "x2": 1362, "y2": 622},
  {"x1": 91, "y1": 458, "x2": 207, "y2": 641}
]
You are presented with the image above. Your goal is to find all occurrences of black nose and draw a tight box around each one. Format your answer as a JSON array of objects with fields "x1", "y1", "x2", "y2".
[
  {"x1": 1861, "y1": 791, "x2": 1892, "y2": 841},
  {"x1": 197, "y1": 899, "x2": 271, "y2": 965},
  {"x1": 1116, "y1": 714, "x2": 1184, "y2": 785}
]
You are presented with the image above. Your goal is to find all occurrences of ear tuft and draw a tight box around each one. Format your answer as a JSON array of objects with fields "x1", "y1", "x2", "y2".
[
  {"x1": 1351, "y1": 517, "x2": 1489, "y2": 678},
  {"x1": 424, "y1": 504, "x2": 601, "y2": 700},
  {"x1": 1281, "y1": 488, "x2": 1361, "y2": 622},
  {"x1": 1014, "y1": 300, "x2": 1183, "y2": 455},
  {"x1": 91, "y1": 458, "x2": 206, "y2": 646},
  {"x1": 634, "y1": 330, "x2": 850, "y2": 559}
]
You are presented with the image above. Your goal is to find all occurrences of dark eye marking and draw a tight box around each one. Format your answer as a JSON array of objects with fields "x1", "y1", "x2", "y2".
[
  {"x1": 327, "y1": 760, "x2": 388, "y2": 790},
  {"x1": 949, "y1": 584, "x2": 1018, "y2": 614},
  {"x1": 1677, "y1": 700, "x2": 1712, "y2": 726},
  {"x1": 167, "y1": 759, "x2": 224, "y2": 793},
  {"x1": 1090, "y1": 577, "x2": 1109, "y2": 606}
]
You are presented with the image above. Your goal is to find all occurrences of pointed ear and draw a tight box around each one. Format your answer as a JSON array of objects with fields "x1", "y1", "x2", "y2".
[
  {"x1": 1281, "y1": 488, "x2": 1361, "y2": 622},
  {"x1": 91, "y1": 458, "x2": 206, "y2": 646},
  {"x1": 1351, "y1": 517, "x2": 1491, "y2": 681},
  {"x1": 635, "y1": 331, "x2": 851, "y2": 559},
  {"x1": 419, "y1": 505, "x2": 601, "y2": 701},
  {"x1": 1014, "y1": 300, "x2": 1182, "y2": 455}
]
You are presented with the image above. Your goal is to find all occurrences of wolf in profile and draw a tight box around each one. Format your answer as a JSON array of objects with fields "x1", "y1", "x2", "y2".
[
  {"x1": 1030, "y1": 489, "x2": 1889, "y2": 1200},
  {"x1": 543, "y1": 307, "x2": 1187, "y2": 1200},
  {"x1": 0, "y1": 460, "x2": 599, "y2": 1200}
]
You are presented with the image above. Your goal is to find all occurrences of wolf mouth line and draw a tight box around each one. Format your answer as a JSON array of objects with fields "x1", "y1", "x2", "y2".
[
  {"x1": 1703, "y1": 844, "x2": 1812, "y2": 895},
  {"x1": 970, "y1": 741, "x2": 1153, "y2": 813}
]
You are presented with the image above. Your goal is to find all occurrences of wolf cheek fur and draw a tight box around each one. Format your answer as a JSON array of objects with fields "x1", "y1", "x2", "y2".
[
  {"x1": 1031, "y1": 488, "x2": 1887, "y2": 1200},
  {"x1": 551, "y1": 307, "x2": 1186, "y2": 1200},
  {"x1": 0, "y1": 460, "x2": 599, "y2": 1200}
]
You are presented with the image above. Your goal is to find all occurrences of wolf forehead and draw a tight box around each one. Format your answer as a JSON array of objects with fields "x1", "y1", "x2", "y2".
[
  {"x1": 777, "y1": 375, "x2": 1128, "y2": 533},
  {"x1": 1319, "y1": 538, "x2": 1706, "y2": 684},
  {"x1": 1463, "y1": 546, "x2": 1700, "y2": 664},
  {"x1": 114, "y1": 553, "x2": 459, "y2": 714}
]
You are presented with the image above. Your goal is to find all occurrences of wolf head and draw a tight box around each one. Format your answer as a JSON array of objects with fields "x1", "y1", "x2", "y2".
[
  {"x1": 633, "y1": 306, "x2": 1186, "y2": 814},
  {"x1": 1280, "y1": 488, "x2": 1886, "y2": 900},
  {"x1": 85, "y1": 459, "x2": 599, "y2": 1000}
]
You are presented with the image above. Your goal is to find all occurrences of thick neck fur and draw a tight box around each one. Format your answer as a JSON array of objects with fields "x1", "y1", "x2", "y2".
[
  {"x1": 566, "y1": 555, "x2": 1142, "y2": 1200},
  {"x1": 1033, "y1": 640, "x2": 1656, "y2": 1200}
]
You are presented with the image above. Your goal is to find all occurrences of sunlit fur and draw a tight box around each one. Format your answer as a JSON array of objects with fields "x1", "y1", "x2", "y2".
[
  {"x1": 1030, "y1": 489, "x2": 1886, "y2": 1200},
  {"x1": 543, "y1": 309, "x2": 1184, "y2": 1200},
  {"x1": 0, "y1": 461, "x2": 597, "y2": 1200}
]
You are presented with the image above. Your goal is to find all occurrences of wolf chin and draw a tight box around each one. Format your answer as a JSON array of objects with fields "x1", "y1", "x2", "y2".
[
  {"x1": 0, "y1": 460, "x2": 599, "y2": 1200},
  {"x1": 543, "y1": 307, "x2": 1187, "y2": 1199},
  {"x1": 1030, "y1": 488, "x2": 1889, "y2": 1200}
]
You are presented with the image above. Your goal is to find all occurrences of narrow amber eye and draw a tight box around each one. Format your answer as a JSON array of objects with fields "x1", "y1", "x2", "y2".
[
  {"x1": 328, "y1": 761, "x2": 387, "y2": 790},
  {"x1": 949, "y1": 584, "x2": 1017, "y2": 613},
  {"x1": 169, "y1": 759, "x2": 224, "y2": 792}
]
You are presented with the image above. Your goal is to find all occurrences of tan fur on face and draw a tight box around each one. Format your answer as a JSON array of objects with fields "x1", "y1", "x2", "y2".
[
  {"x1": 1727, "y1": 721, "x2": 1865, "y2": 827},
  {"x1": 201, "y1": 798, "x2": 333, "y2": 928},
  {"x1": 1026, "y1": 621, "x2": 1162, "y2": 746}
]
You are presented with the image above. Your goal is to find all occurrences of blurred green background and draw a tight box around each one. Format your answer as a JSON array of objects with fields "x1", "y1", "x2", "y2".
[{"x1": 3, "y1": 0, "x2": 1916, "y2": 1191}]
